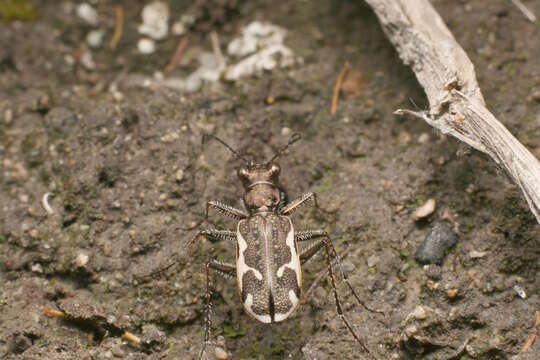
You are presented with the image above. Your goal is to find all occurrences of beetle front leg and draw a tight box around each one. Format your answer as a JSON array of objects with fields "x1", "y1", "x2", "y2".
[
  {"x1": 205, "y1": 200, "x2": 248, "y2": 220},
  {"x1": 279, "y1": 192, "x2": 318, "y2": 216},
  {"x1": 199, "y1": 261, "x2": 236, "y2": 360}
]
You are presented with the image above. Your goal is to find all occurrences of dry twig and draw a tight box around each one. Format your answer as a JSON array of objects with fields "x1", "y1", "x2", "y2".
[
  {"x1": 210, "y1": 31, "x2": 224, "y2": 65},
  {"x1": 165, "y1": 36, "x2": 189, "y2": 72},
  {"x1": 109, "y1": 5, "x2": 124, "y2": 50},
  {"x1": 509, "y1": 0, "x2": 537, "y2": 22},
  {"x1": 365, "y1": 0, "x2": 540, "y2": 224},
  {"x1": 521, "y1": 311, "x2": 540, "y2": 353},
  {"x1": 330, "y1": 61, "x2": 349, "y2": 115}
]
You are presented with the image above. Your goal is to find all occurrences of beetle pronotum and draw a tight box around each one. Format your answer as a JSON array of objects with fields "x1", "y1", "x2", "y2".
[{"x1": 191, "y1": 133, "x2": 373, "y2": 359}]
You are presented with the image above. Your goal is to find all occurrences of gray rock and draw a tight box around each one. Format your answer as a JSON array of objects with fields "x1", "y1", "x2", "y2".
[{"x1": 415, "y1": 222, "x2": 457, "y2": 265}]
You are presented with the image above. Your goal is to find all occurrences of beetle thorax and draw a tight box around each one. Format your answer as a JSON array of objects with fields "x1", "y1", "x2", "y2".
[{"x1": 244, "y1": 185, "x2": 280, "y2": 213}]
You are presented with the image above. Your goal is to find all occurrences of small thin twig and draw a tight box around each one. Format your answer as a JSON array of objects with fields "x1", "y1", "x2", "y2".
[
  {"x1": 330, "y1": 61, "x2": 349, "y2": 115},
  {"x1": 210, "y1": 31, "x2": 224, "y2": 65},
  {"x1": 165, "y1": 36, "x2": 189, "y2": 72},
  {"x1": 509, "y1": 0, "x2": 537, "y2": 22},
  {"x1": 110, "y1": 5, "x2": 124, "y2": 50},
  {"x1": 521, "y1": 311, "x2": 540, "y2": 353}
]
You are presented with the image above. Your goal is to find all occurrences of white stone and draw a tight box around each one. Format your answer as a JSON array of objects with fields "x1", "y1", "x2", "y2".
[
  {"x1": 75, "y1": 253, "x2": 89, "y2": 267},
  {"x1": 76, "y1": 3, "x2": 99, "y2": 25},
  {"x1": 137, "y1": 38, "x2": 156, "y2": 54},
  {"x1": 138, "y1": 1, "x2": 169, "y2": 40},
  {"x1": 80, "y1": 51, "x2": 96, "y2": 70},
  {"x1": 215, "y1": 347, "x2": 228, "y2": 360},
  {"x1": 171, "y1": 20, "x2": 186, "y2": 35},
  {"x1": 413, "y1": 198, "x2": 436, "y2": 221},
  {"x1": 86, "y1": 30, "x2": 104, "y2": 48},
  {"x1": 469, "y1": 250, "x2": 487, "y2": 259}
]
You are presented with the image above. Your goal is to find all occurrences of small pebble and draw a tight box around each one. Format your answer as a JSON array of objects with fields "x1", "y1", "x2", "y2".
[
  {"x1": 75, "y1": 253, "x2": 89, "y2": 267},
  {"x1": 175, "y1": 169, "x2": 184, "y2": 182},
  {"x1": 281, "y1": 127, "x2": 291, "y2": 136},
  {"x1": 160, "y1": 131, "x2": 180, "y2": 143},
  {"x1": 417, "y1": 133, "x2": 430, "y2": 144},
  {"x1": 4, "y1": 108, "x2": 13, "y2": 124},
  {"x1": 171, "y1": 20, "x2": 186, "y2": 35},
  {"x1": 138, "y1": 38, "x2": 156, "y2": 54},
  {"x1": 366, "y1": 255, "x2": 380, "y2": 268},
  {"x1": 513, "y1": 285, "x2": 527, "y2": 299},
  {"x1": 407, "y1": 305, "x2": 427, "y2": 321},
  {"x1": 31, "y1": 263, "x2": 43, "y2": 273},
  {"x1": 469, "y1": 250, "x2": 487, "y2": 259},
  {"x1": 413, "y1": 198, "x2": 436, "y2": 221},
  {"x1": 80, "y1": 51, "x2": 96, "y2": 70},
  {"x1": 447, "y1": 289, "x2": 458, "y2": 299},
  {"x1": 86, "y1": 30, "x2": 104, "y2": 48},
  {"x1": 215, "y1": 346, "x2": 228, "y2": 360},
  {"x1": 77, "y1": 3, "x2": 99, "y2": 25},
  {"x1": 405, "y1": 325, "x2": 418, "y2": 337},
  {"x1": 398, "y1": 131, "x2": 412, "y2": 145},
  {"x1": 415, "y1": 222, "x2": 458, "y2": 265}
]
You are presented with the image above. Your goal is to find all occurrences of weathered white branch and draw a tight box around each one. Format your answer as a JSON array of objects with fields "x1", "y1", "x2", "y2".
[{"x1": 364, "y1": 0, "x2": 540, "y2": 223}]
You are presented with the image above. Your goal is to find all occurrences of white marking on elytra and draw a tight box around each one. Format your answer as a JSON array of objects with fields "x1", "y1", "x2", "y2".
[
  {"x1": 237, "y1": 222, "x2": 263, "y2": 292},
  {"x1": 274, "y1": 289, "x2": 300, "y2": 322},
  {"x1": 244, "y1": 294, "x2": 271, "y2": 323},
  {"x1": 276, "y1": 219, "x2": 301, "y2": 287}
]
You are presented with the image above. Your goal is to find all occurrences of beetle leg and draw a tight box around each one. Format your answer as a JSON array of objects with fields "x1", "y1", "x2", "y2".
[
  {"x1": 205, "y1": 200, "x2": 248, "y2": 220},
  {"x1": 299, "y1": 239, "x2": 325, "y2": 265},
  {"x1": 189, "y1": 229, "x2": 236, "y2": 248},
  {"x1": 199, "y1": 261, "x2": 236, "y2": 360},
  {"x1": 279, "y1": 192, "x2": 318, "y2": 216},
  {"x1": 295, "y1": 229, "x2": 327, "y2": 242},
  {"x1": 321, "y1": 238, "x2": 373, "y2": 357}
]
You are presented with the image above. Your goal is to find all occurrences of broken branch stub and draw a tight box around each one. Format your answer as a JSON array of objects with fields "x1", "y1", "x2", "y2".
[{"x1": 364, "y1": 0, "x2": 540, "y2": 223}]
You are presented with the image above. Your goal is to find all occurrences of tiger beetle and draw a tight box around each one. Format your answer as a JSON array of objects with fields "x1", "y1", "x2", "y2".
[{"x1": 190, "y1": 133, "x2": 373, "y2": 359}]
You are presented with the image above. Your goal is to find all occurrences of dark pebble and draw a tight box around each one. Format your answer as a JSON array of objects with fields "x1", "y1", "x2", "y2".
[{"x1": 415, "y1": 222, "x2": 457, "y2": 265}]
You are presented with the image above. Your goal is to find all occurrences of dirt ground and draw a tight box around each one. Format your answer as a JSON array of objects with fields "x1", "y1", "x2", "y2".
[{"x1": 1, "y1": 0, "x2": 539, "y2": 359}]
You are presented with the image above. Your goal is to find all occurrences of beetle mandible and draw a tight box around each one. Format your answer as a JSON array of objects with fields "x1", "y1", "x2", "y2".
[{"x1": 190, "y1": 133, "x2": 373, "y2": 359}]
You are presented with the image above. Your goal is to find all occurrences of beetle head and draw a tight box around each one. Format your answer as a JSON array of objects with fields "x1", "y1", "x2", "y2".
[{"x1": 202, "y1": 133, "x2": 301, "y2": 212}]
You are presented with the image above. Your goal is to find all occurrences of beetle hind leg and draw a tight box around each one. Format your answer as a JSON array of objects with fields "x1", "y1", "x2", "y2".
[
  {"x1": 199, "y1": 261, "x2": 236, "y2": 360},
  {"x1": 298, "y1": 231, "x2": 377, "y2": 357},
  {"x1": 321, "y1": 239, "x2": 373, "y2": 357},
  {"x1": 297, "y1": 230, "x2": 384, "y2": 316}
]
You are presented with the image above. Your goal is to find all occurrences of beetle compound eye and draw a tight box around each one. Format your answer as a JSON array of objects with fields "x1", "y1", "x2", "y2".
[
  {"x1": 238, "y1": 167, "x2": 250, "y2": 178},
  {"x1": 270, "y1": 163, "x2": 281, "y2": 175}
]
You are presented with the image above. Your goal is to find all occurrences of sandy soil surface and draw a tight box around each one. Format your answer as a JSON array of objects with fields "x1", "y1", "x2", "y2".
[{"x1": 1, "y1": 0, "x2": 539, "y2": 359}]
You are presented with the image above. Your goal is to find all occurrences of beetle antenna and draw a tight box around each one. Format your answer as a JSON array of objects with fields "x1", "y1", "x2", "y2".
[
  {"x1": 267, "y1": 133, "x2": 302, "y2": 164},
  {"x1": 202, "y1": 134, "x2": 250, "y2": 163}
]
